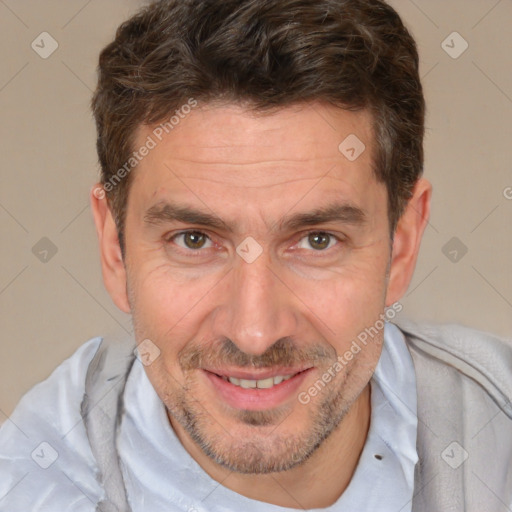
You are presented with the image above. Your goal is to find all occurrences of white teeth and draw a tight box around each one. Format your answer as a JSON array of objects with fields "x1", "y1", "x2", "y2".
[
  {"x1": 239, "y1": 379, "x2": 256, "y2": 389},
  {"x1": 257, "y1": 377, "x2": 274, "y2": 389},
  {"x1": 227, "y1": 374, "x2": 296, "y2": 388}
]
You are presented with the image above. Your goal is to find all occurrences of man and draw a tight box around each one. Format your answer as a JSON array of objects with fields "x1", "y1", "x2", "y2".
[{"x1": 1, "y1": 0, "x2": 511, "y2": 510}]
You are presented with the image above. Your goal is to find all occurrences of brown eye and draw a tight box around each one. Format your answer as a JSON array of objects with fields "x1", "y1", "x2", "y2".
[
  {"x1": 307, "y1": 232, "x2": 331, "y2": 250},
  {"x1": 298, "y1": 232, "x2": 336, "y2": 251},
  {"x1": 173, "y1": 231, "x2": 212, "y2": 250}
]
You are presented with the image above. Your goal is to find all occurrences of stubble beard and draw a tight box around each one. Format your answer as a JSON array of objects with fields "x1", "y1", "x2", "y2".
[{"x1": 163, "y1": 363, "x2": 368, "y2": 474}]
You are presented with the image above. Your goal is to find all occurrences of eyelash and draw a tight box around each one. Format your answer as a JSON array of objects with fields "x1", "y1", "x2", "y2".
[{"x1": 165, "y1": 230, "x2": 343, "y2": 256}]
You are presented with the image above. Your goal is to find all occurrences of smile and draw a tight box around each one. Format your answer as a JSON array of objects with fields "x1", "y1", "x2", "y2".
[
  {"x1": 221, "y1": 374, "x2": 296, "y2": 389},
  {"x1": 202, "y1": 368, "x2": 314, "y2": 410}
]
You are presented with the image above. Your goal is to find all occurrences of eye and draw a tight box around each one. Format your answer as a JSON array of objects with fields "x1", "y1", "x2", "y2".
[
  {"x1": 170, "y1": 231, "x2": 213, "y2": 250},
  {"x1": 296, "y1": 231, "x2": 339, "y2": 251}
]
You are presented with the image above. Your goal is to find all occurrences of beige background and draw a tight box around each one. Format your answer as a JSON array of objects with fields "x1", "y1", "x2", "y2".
[{"x1": 0, "y1": 0, "x2": 511, "y2": 423}]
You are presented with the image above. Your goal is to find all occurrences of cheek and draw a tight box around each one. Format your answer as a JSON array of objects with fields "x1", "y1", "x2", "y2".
[
  {"x1": 136, "y1": 256, "x2": 206, "y2": 298},
  {"x1": 129, "y1": 263, "x2": 216, "y2": 346},
  {"x1": 290, "y1": 253, "x2": 389, "y2": 335},
  {"x1": 306, "y1": 283, "x2": 386, "y2": 354}
]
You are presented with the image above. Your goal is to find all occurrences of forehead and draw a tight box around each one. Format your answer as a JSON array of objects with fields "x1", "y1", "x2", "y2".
[{"x1": 128, "y1": 102, "x2": 383, "y2": 225}]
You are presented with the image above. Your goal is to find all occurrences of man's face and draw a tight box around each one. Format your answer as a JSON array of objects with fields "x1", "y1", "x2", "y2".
[{"x1": 123, "y1": 102, "x2": 392, "y2": 473}]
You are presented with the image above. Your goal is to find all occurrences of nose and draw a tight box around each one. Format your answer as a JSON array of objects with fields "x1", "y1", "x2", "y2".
[{"x1": 212, "y1": 248, "x2": 298, "y2": 357}]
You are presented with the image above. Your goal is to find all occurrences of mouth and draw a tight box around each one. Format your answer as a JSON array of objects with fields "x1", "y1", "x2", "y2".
[{"x1": 202, "y1": 367, "x2": 314, "y2": 411}]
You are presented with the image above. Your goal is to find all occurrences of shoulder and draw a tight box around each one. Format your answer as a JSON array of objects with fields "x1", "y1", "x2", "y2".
[
  {"x1": 2, "y1": 336, "x2": 103, "y2": 438},
  {"x1": 0, "y1": 337, "x2": 105, "y2": 510},
  {"x1": 394, "y1": 318, "x2": 512, "y2": 419},
  {"x1": 395, "y1": 321, "x2": 512, "y2": 507}
]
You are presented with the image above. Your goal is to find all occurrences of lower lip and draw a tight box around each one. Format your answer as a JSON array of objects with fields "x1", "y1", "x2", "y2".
[{"x1": 203, "y1": 369, "x2": 313, "y2": 411}]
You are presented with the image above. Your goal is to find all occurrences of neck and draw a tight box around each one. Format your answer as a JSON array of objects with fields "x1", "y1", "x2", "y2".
[{"x1": 169, "y1": 383, "x2": 372, "y2": 509}]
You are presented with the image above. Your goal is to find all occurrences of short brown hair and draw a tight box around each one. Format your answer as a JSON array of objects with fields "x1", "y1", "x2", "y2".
[{"x1": 92, "y1": 0, "x2": 424, "y2": 254}]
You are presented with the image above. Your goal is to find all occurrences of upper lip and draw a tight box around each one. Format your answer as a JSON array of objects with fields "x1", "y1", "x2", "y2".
[{"x1": 203, "y1": 366, "x2": 313, "y2": 380}]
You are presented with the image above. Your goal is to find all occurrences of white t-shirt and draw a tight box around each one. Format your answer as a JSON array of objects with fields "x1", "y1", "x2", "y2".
[{"x1": 0, "y1": 323, "x2": 418, "y2": 511}]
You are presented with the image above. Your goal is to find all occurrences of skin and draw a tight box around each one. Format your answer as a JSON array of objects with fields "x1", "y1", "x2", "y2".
[{"x1": 91, "y1": 101, "x2": 431, "y2": 509}]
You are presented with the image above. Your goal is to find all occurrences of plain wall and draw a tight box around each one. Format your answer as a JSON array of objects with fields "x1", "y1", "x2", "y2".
[{"x1": 1, "y1": 0, "x2": 511, "y2": 423}]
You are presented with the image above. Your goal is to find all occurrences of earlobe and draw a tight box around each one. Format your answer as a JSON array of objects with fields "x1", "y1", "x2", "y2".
[
  {"x1": 90, "y1": 184, "x2": 131, "y2": 314},
  {"x1": 385, "y1": 178, "x2": 432, "y2": 307}
]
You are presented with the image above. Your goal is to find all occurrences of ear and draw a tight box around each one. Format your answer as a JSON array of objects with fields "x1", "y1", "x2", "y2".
[
  {"x1": 90, "y1": 184, "x2": 131, "y2": 314},
  {"x1": 385, "y1": 178, "x2": 432, "y2": 306}
]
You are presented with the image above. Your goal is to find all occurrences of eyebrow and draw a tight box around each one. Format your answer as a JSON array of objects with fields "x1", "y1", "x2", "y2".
[{"x1": 143, "y1": 200, "x2": 367, "y2": 232}]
